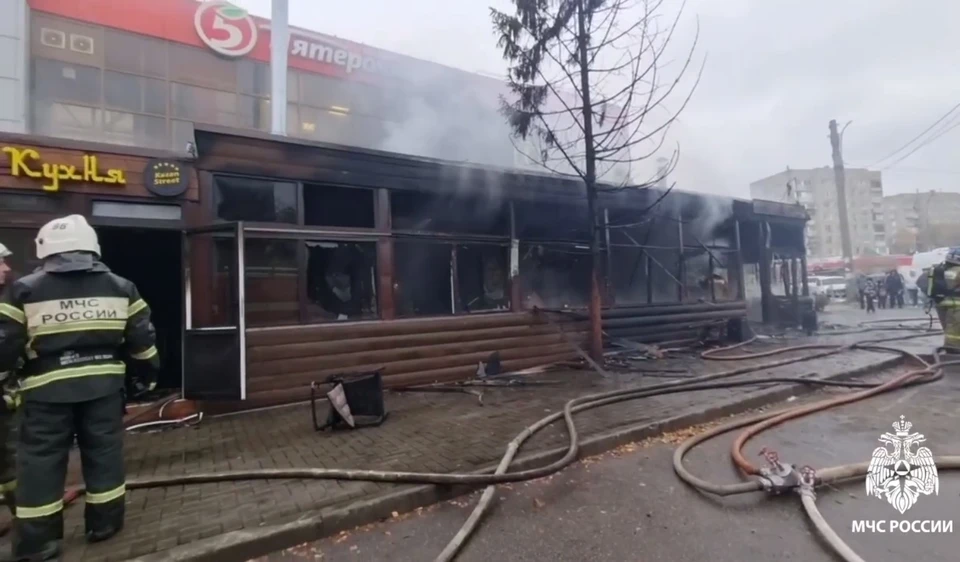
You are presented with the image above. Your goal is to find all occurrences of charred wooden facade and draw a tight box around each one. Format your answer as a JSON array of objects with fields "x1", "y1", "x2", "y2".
[
  {"x1": 183, "y1": 126, "x2": 807, "y2": 410},
  {"x1": 0, "y1": 126, "x2": 808, "y2": 412}
]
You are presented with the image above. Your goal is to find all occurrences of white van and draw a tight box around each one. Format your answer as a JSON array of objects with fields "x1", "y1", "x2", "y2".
[
  {"x1": 898, "y1": 265, "x2": 920, "y2": 290},
  {"x1": 912, "y1": 248, "x2": 950, "y2": 272}
]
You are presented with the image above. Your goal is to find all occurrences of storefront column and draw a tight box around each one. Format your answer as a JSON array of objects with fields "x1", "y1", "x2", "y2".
[
  {"x1": 0, "y1": 0, "x2": 28, "y2": 134},
  {"x1": 800, "y1": 254, "x2": 809, "y2": 297},
  {"x1": 758, "y1": 221, "x2": 773, "y2": 323},
  {"x1": 734, "y1": 219, "x2": 746, "y2": 300},
  {"x1": 509, "y1": 201, "x2": 522, "y2": 312},
  {"x1": 193, "y1": 172, "x2": 216, "y2": 326},
  {"x1": 375, "y1": 188, "x2": 395, "y2": 320}
]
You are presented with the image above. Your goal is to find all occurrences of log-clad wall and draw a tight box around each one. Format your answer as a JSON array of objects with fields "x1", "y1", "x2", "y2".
[
  {"x1": 602, "y1": 301, "x2": 747, "y2": 344},
  {"x1": 241, "y1": 312, "x2": 588, "y2": 408},
  {"x1": 231, "y1": 301, "x2": 745, "y2": 410}
]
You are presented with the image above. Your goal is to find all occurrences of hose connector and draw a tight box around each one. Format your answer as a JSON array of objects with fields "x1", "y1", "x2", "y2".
[
  {"x1": 757, "y1": 448, "x2": 802, "y2": 494},
  {"x1": 798, "y1": 465, "x2": 817, "y2": 499}
]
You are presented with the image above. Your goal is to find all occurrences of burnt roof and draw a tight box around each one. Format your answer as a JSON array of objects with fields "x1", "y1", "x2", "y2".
[{"x1": 193, "y1": 125, "x2": 802, "y2": 222}]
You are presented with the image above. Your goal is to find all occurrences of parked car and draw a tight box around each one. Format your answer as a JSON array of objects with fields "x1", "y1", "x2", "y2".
[
  {"x1": 808, "y1": 276, "x2": 824, "y2": 295},
  {"x1": 809, "y1": 275, "x2": 846, "y2": 299}
]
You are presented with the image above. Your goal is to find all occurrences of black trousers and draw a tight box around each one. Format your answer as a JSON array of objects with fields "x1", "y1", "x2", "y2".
[
  {"x1": 14, "y1": 392, "x2": 126, "y2": 556},
  {"x1": 0, "y1": 409, "x2": 17, "y2": 513}
]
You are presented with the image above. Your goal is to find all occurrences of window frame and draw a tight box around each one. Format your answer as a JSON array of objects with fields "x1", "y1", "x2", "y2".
[{"x1": 212, "y1": 173, "x2": 301, "y2": 226}]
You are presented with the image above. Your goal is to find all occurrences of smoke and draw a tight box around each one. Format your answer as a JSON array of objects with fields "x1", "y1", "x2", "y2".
[
  {"x1": 687, "y1": 195, "x2": 735, "y2": 244},
  {"x1": 371, "y1": 64, "x2": 637, "y2": 194},
  {"x1": 654, "y1": 189, "x2": 735, "y2": 245},
  {"x1": 374, "y1": 66, "x2": 520, "y2": 173}
]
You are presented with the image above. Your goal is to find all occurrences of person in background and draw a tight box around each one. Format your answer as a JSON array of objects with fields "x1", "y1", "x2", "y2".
[
  {"x1": 857, "y1": 273, "x2": 867, "y2": 310},
  {"x1": 917, "y1": 267, "x2": 931, "y2": 311},
  {"x1": 905, "y1": 268, "x2": 920, "y2": 307},
  {"x1": 885, "y1": 269, "x2": 904, "y2": 309},
  {"x1": 0, "y1": 242, "x2": 19, "y2": 519},
  {"x1": 876, "y1": 275, "x2": 887, "y2": 309},
  {"x1": 864, "y1": 275, "x2": 877, "y2": 313}
]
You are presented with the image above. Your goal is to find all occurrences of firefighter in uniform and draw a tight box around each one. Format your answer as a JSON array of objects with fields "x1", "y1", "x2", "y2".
[
  {"x1": 0, "y1": 216, "x2": 159, "y2": 561},
  {"x1": 0, "y1": 242, "x2": 20, "y2": 517},
  {"x1": 924, "y1": 247, "x2": 960, "y2": 353}
]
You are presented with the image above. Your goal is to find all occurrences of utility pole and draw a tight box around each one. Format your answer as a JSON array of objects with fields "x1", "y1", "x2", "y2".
[{"x1": 828, "y1": 120, "x2": 854, "y2": 271}]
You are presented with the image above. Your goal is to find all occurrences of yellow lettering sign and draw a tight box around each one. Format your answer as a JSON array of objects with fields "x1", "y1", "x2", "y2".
[{"x1": 2, "y1": 146, "x2": 127, "y2": 192}]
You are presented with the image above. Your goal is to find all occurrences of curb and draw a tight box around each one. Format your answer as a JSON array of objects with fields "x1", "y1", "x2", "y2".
[{"x1": 133, "y1": 352, "x2": 908, "y2": 562}]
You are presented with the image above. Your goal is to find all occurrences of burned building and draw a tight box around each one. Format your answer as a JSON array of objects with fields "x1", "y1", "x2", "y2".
[
  {"x1": 0, "y1": 126, "x2": 807, "y2": 411},
  {"x1": 174, "y1": 126, "x2": 807, "y2": 409}
]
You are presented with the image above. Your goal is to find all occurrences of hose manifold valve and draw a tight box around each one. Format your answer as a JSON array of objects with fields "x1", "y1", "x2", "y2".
[{"x1": 756, "y1": 448, "x2": 803, "y2": 493}]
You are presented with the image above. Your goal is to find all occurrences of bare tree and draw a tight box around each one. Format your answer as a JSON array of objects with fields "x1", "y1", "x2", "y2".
[{"x1": 491, "y1": 0, "x2": 704, "y2": 359}]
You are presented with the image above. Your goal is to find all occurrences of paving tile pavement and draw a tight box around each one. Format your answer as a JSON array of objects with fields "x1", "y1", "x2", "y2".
[{"x1": 45, "y1": 329, "x2": 938, "y2": 561}]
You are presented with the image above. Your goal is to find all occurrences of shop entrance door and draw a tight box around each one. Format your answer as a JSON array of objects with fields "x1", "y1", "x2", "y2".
[
  {"x1": 98, "y1": 226, "x2": 183, "y2": 391},
  {"x1": 182, "y1": 223, "x2": 246, "y2": 400}
]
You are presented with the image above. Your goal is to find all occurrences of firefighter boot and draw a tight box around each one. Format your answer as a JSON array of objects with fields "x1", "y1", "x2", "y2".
[
  {"x1": 85, "y1": 527, "x2": 121, "y2": 544},
  {"x1": 2, "y1": 539, "x2": 60, "y2": 562}
]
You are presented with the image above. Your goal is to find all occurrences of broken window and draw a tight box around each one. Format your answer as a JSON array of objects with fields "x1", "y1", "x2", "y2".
[
  {"x1": 303, "y1": 184, "x2": 376, "y2": 228},
  {"x1": 648, "y1": 249, "x2": 680, "y2": 303},
  {"x1": 393, "y1": 241, "x2": 511, "y2": 317},
  {"x1": 305, "y1": 241, "x2": 378, "y2": 322},
  {"x1": 682, "y1": 249, "x2": 712, "y2": 303},
  {"x1": 772, "y1": 258, "x2": 790, "y2": 296},
  {"x1": 606, "y1": 214, "x2": 674, "y2": 306},
  {"x1": 455, "y1": 244, "x2": 510, "y2": 312},
  {"x1": 391, "y1": 191, "x2": 508, "y2": 235},
  {"x1": 393, "y1": 240, "x2": 454, "y2": 317},
  {"x1": 743, "y1": 263, "x2": 762, "y2": 300},
  {"x1": 514, "y1": 200, "x2": 590, "y2": 242},
  {"x1": 517, "y1": 243, "x2": 590, "y2": 310},
  {"x1": 214, "y1": 176, "x2": 297, "y2": 223},
  {"x1": 609, "y1": 245, "x2": 648, "y2": 305},
  {"x1": 711, "y1": 251, "x2": 741, "y2": 302}
]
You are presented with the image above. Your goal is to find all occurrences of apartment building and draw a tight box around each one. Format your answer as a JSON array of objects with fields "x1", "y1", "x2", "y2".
[
  {"x1": 750, "y1": 167, "x2": 887, "y2": 258},
  {"x1": 884, "y1": 191, "x2": 960, "y2": 250}
]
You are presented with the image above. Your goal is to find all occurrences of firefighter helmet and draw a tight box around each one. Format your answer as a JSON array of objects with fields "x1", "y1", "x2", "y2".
[
  {"x1": 35, "y1": 214, "x2": 100, "y2": 260},
  {"x1": 946, "y1": 247, "x2": 960, "y2": 266}
]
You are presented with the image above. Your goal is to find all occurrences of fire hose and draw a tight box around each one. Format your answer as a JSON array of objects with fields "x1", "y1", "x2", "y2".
[
  {"x1": 675, "y1": 341, "x2": 960, "y2": 562},
  {"x1": 0, "y1": 329, "x2": 942, "y2": 560}
]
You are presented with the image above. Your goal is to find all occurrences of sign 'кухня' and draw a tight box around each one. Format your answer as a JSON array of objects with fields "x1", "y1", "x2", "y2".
[{"x1": 2, "y1": 146, "x2": 127, "y2": 193}]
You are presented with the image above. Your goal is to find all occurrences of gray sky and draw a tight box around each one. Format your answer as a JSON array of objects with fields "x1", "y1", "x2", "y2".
[{"x1": 231, "y1": 0, "x2": 960, "y2": 198}]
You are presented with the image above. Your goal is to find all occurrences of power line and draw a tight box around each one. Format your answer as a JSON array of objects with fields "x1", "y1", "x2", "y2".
[
  {"x1": 877, "y1": 165, "x2": 960, "y2": 175},
  {"x1": 867, "y1": 101, "x2": 960, "y2": 168},
  {"x1": 881, "y1": 116, "x2": 960, "y2": 171}
]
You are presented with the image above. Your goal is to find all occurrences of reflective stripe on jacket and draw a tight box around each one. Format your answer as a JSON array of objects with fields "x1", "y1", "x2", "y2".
[{"x1": 0, "y1": 252, "x2": 159, "y2": 404}]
